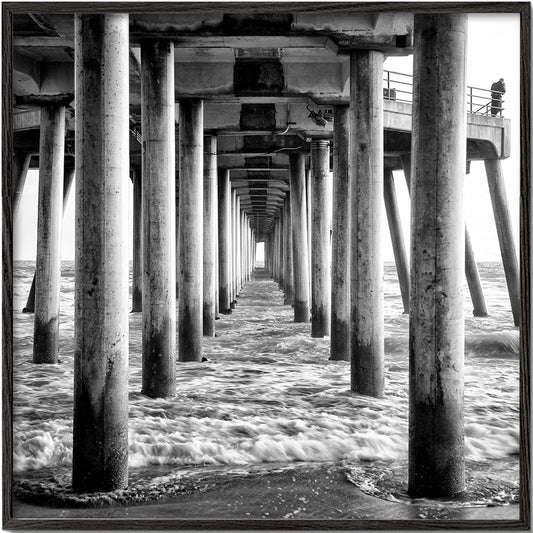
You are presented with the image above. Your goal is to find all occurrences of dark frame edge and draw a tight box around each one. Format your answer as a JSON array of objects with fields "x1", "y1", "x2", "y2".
[
  {"x1": 518, "y1": 1, "x2": 532, "y2": 531},
  {"x1": 0, "y1": 1, "x2": 531, "y2": 14},
  {"x1": 2, "y1": 2, "x2": 531, "y2": 531},
  {"x1": 0, "y1": 518, "x2": 530, "y2": 530},
  {"x1": 2, "y1": 1, "x2": 15, "y2": 530}
]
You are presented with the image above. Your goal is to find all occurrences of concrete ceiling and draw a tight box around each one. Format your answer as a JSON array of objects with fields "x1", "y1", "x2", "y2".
[
  {"x1": 12, "y1": 12, "x2": 414, "y2": 238},
  {"x1": 11, "y1": 11, "x2": 508, "y2": 239}
]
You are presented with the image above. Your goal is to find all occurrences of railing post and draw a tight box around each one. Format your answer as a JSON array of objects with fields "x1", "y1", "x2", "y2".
[{"x1": 469, "y1": 86, "x2": 472, "y2": 114}]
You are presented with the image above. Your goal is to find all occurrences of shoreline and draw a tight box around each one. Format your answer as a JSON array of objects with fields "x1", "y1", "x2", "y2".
[{"x1": 13, "y1": 463, "x2": 520, "y2": 522}]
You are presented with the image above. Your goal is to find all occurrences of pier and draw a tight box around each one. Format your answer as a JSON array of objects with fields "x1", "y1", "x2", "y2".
[{"x1": 9, "y1": 9, "x2": 518, "y2": 501}]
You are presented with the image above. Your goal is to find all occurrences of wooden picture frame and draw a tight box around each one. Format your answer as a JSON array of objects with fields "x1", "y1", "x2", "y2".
[{"x1": 2, "y1": 1, "x2": 530, "y2": 529}]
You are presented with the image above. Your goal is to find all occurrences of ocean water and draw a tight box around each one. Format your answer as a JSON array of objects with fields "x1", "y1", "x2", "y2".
[{"x1": 11, "y1": 261, "x2": 519, "y2": 501}]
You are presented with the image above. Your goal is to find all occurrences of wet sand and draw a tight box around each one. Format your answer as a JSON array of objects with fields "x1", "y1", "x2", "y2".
[{"x1": 13, "y1": 464, "x2": 519, "y2": 522}]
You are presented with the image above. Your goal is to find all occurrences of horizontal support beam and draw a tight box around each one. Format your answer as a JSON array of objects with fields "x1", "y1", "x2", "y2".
[{"x1": 15, "y1": 93, "x2": 74, "y2": 106}]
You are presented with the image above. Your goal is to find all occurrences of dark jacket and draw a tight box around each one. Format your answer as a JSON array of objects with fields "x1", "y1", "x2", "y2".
[{"x1": 491, "y1": 80, "x2": 506, "y2": 97}]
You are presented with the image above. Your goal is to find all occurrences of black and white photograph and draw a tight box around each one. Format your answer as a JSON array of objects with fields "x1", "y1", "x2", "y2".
[{"x1": 3, "y1": 2, "x2": 530, "y2": 529}]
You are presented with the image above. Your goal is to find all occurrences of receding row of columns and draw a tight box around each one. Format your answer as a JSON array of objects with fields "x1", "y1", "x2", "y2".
[
  {"x1": 21, "y1": 15, "x2": 257, "y2": 492},
  {"x1": 266, "y1": 146, "x2": 519, "y2": 339},
  {"x1": 262, "y1": 14, "x2": 520, "y2": 498}
]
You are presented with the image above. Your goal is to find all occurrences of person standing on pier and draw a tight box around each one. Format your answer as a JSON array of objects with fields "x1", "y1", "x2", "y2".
[{"x1": 490, "y1": 78, "x2": 506, "y2": 116}]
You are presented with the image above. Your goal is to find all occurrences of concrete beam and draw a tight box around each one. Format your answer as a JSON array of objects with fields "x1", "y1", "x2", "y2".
[
  {"x1": 384, "y1": 99, "x2": 511, "y2": 159},
  {"x1": 217, "y1": 134, "x2": 306, "y2": 155},
  {"x1": 15, "y1": 93, "x2": 73, "y2": 106}
]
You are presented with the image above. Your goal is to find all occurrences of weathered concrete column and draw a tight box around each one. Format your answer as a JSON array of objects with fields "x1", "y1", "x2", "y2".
[
  {"x1": 242, "y1": 214, "x2": 248, "y2": 282},
  {"x1": 275, "y1": 214, "x2": 282, "y2": 285},
  {"x1": 266, "y1": 236, "x2": 271, "y2": 273},
  {"x1": 289, "y1": 153, "x2": 310, "y2": 322},
  {"x1": 131, "y1": 166, "x2": 142, "y2": 312},
  {"x1": 242, "y1": 216, "x2": 247, "y2": 280},
  {"x1": 141, "y1": 40, "x2": 176, "y2": 393},
  {"x1": 271, "y1": 223, "x2": 277, "y2": 280},
  {"x1": 409, "y1": 14, "x2": 467, "y2": 498},
  {"x1": 218, "y1": 168, "x2": 231, "y2": 314},
  {"x1": 215, "y1": 200, "x2": 220, "y2": 317},
  {"x1": 331, "y1": 106, "x2": 350, "y2": 360},
  {"x1": 484, "y1": 158, "x2": 520, "y2": 326},
  {"x1": 278, "y1": 207, "x2": 285, "y2": 290},
  {"x1": 252, "y1": 231, "x2": 256, "y2": 270},
  {"x1": 383, "y1": 168, "x2": 409, "y2": 314},
  {"x1": 73, "y1": 14, "x2": 129, "y2": 492},
  {"x1": 465, "y1": 227, "x2": 488, "y2": 317},
  {"x1": 175, "y1": 164, "x2": 180, "y2": 300},
  {"x1": 230, "y1": 189, "x2": 237, "y2": 306},
  {"x1": 306, "y1": 167, "x2": 313, "y2": 304},
  {"x1": 310, "y1": 140, "x2": 331, "y2": 337},
  {"x1": 236, "y1": 196, "x2": 242, "y2": 294},
  {"x1": 24, "y1": 164, "x2": 74, "y2": 314},
  {"x1": 283, "y1": 194, "x2": 294, "y2": 305},
  {"x1": 272, "y1": 229, "x2": 276, "y2": 277},
  {"x1": 33, "y1": 106, "x2": 65, "y2": 364},
  {"x1": 203, "y1": 135, "x2": 217, "y2": 336},
  {"x1": 178, "y1": 99, "x2": 204, "y2": 361},
  {"x1": 249, "y1": 221, "x2": 252, "y2": 276},
  {"x1": 248, "y1": 220, "x2": 253, "y2": 278},
  {"x1": 266, "y1": 235, "x2": 272, "y2": 274},
  {"x1": 241, "y1": 211, "x2": 247, "y2": 285},
  {"x1": 349, "y1": 50, "x2": 384, "y2": 396},
  {"x1": 13, "y1": 152, "x2": 32, "y2": 219}
]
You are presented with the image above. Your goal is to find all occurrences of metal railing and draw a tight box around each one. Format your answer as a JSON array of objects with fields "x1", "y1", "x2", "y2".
[{"x1": 383, "y1": 70, "x2": 505, "y2": 118}]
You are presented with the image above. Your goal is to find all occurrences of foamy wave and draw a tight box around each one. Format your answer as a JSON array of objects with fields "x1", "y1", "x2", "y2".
[
  {"x1": 12, "y1": 262, "x2": 519, "y2": 476},
  {"x1": 466, "y1": 331, "x2": 519, "y2": 358}
]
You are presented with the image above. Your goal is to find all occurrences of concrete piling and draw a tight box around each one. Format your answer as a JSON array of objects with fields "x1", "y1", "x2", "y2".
[
  {"x1": 141, "y1": 40, "x2": 176, "y2": 394},
  {"x1": 465, "y1": 227, "x2": 488, "y2": 317},
  {"x1": 72, "y1": 14, "x2": 129, "y2": 492},
  {"x1": 218, "y1": 168, "x2": 232, "y2": 314},
  {"x1": 277, "y1": 207, "x2": 285, "y2": 290},
  {"x1": 13, "y1": 152, "x2": 31, "y2": 219},
  {"x1": 132, "y1": 166, "x2": 142, "y2": 312},
  {"x1": 310, "y1": 140, "x2": 331, "y2": 337},
  {"x1": 24, "y1": 165, "x2": 74, "y2": 315},
  {"x1": 383, "y1": 168, "x2": 409, "y2": 314},
  {"x1": 330, "y1": 106, "x2": 351, "y2": 360},
  {"x1": 306, "y1": 167, "x2": 312, "y2": 301},
  {"x1": 484, "y1": 158, "x2": 520, "y2": 326},
  {"x1": 230, "y1": 189, "x2": 237, "y2": 307},
  {"x1": 33, "y1": 105, "x2": 65, "y2": 364},
  {"x1": 349, "y1": 50, "x2": 385, "y2": 396},
  {"x1": 175, "y1": 166, "x2": 180, "y2": 300},
  {"x1": 236, "y1": 195, "x2": 242, "y2": 295},
  {"x1": 203, "y1": 136, "x2": 217, "y2": 336},
  {"x1": 283, "y1": 194, "x2": 294, "y2": 305},
  {"x1": 178, "y1": 99, "x2": 204, "y2": 361},
  {"x1": 409, "y1": 13, "x2": 467, "y2": 498},
  {"x1": 289, "y1": 153, "x2": 310, "y2": 322}
]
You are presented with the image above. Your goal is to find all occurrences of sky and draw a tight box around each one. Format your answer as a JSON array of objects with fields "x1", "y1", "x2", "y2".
[{"x1": 13, "y1": 13, "x2": 521, "y2": 263}]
